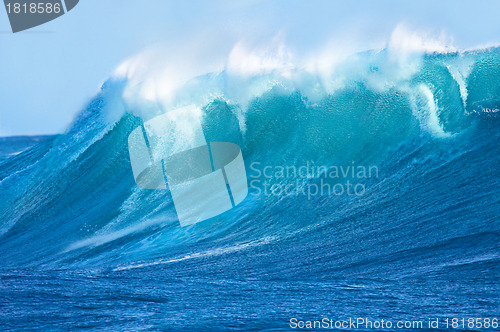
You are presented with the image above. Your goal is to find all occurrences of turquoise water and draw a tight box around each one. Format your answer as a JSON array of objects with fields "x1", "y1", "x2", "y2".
[{"x1": 0, "y1": 49, "x2": 499, "y2": 331}]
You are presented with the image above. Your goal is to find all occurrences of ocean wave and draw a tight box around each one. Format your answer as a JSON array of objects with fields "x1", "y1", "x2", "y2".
[{"x1": 0, "y1": 46, "x2": 499, "y2": 270}]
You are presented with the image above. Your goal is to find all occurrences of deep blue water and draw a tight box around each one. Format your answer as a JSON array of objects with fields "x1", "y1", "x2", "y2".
[{"x1": 0, "y1": 49, "x2": 499, "y2": 331}]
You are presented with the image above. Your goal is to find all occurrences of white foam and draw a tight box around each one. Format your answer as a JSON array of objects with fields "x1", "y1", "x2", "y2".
[
  {"x1": 113, "y1": 236, "x2": 276, "y2": 271},
  {"x1": 63, "y1": 216, "x2": 168, "y2": 252},
  {"x1": 446, "y1": 58, "x2": 474, "y2": 109},
  {"x1": 227, "y1": 39, "x2": 294, "y2": 76},
  {"x1": 388, "y1": 24, "x2": 456, "y2": 55},
  {"x1": 410, "y1": 84, "x2": 451, "y2": 138}
]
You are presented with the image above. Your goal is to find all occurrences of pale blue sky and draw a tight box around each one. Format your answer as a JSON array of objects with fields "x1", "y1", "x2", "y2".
[{"x1": 1, "y1": 0, "x2": 500, "y2": 136}]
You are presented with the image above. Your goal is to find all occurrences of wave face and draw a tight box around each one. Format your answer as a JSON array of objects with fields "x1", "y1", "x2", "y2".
[{"x1": 0, "y1": 48, "x2": 499, "y2": 330}]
